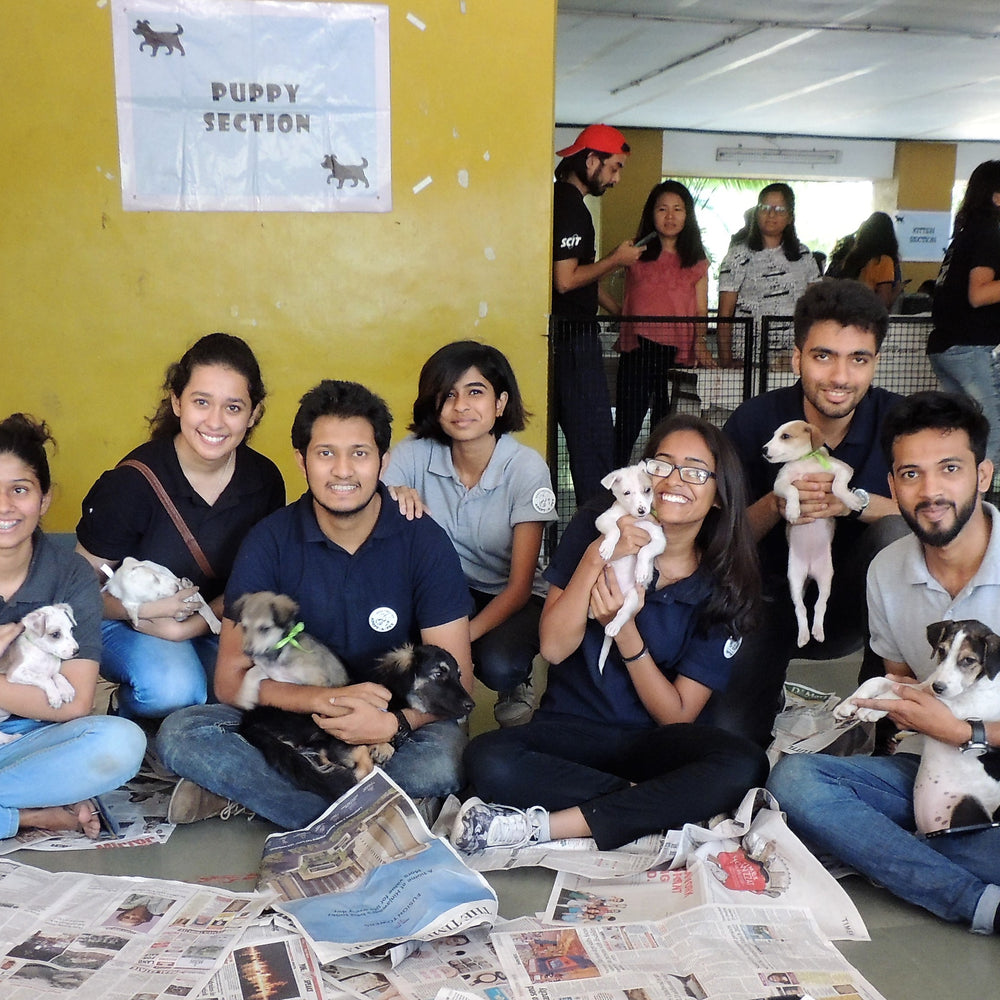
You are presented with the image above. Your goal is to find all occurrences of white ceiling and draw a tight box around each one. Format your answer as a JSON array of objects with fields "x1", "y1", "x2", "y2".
[{"x1": 556, "y1": 1, "x2": 1000, "y2": 142}]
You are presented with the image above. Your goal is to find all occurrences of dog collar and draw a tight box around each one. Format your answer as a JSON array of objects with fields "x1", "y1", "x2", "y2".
[
  {"x1": 273, "y1": 622, "x2": 305, "y2": 651},
  {"x1": 802, "y1": 447, "x2": 832, "y2": 470}
]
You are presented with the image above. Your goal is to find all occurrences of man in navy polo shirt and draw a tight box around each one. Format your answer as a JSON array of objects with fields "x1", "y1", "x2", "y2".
[
  {"x1": 158, "y1": 381, "x2": 473, "y2": 827},
  {"x1": 715, "y1": 279, "x2": 908, "y2": 746}
]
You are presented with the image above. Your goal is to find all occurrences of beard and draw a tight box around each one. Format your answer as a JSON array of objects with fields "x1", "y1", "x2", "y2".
[
  {"x1": 311, "y1": 483, "x2": 380, "y2": 519},
  {"x1": 900, "y1": 490, "x2": 978, "y2": 548}
]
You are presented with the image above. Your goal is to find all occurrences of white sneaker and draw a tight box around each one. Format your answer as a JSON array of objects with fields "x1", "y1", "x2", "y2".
[
  {"x1": 450, "y1": 797, "x2": 547, "y2": 853},
  {"x1": 493, "y1": 678, "x2": 535, "y2": 727}
]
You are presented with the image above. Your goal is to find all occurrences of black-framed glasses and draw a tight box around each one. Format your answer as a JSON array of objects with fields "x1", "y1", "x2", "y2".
[
  {"x1": 757, "y1": 204, "x2": 789, "y2": 215},
  {"x1": 643, "y1": 458, "x2": 716, "y2": 485}
]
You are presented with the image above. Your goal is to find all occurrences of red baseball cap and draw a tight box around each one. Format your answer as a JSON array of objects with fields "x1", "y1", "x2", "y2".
[{"x1": 556, "y1": 124, "x2": 629, "y2": 158}]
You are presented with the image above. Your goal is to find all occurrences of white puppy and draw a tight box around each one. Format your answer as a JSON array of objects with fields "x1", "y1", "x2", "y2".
[
  {"x1": 0, "y1": 604, "x2": 78, "y2": 744},
  {"x1": 594, "y1": 465, "x2": 667, "y2": 672},
  {"x1": 835, "y1": 620, "x2": 1000, "y2": 834},
  {"x1": 104, "y1": 557, "x2": 221, "y2": 634},
  {"x1": 763, "y1": 420, "x2": 863, "y2": 647}
]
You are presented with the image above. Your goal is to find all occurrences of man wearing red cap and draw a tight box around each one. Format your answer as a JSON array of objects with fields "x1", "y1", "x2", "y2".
[{"x1": 552, "y1": 124, "x2": 644, "y2": 506}]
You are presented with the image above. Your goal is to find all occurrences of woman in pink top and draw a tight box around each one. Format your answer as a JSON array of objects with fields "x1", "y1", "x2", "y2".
[{"x1": 614, "y1": 180, "x2": 712, "y2": 466}]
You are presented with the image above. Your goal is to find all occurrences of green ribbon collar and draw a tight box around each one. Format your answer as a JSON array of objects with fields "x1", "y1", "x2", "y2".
[
  {"x1": 274, "y1": 621, "x2": 305, "y2": 651},
  {"x1": 802, "y1": 446, "x2": 832, "y2": 471}
]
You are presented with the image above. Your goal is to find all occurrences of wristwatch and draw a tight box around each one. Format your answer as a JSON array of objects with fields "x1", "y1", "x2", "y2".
[
  {"x1": 391, "y1": 709, "x2": 413, "y2": 748},
  {"x1": 849, "y1": 488, "x2": 871, "y2": 519},
  {"x1": 961, "y1": 718, "x2": 990, "y2": 754}
]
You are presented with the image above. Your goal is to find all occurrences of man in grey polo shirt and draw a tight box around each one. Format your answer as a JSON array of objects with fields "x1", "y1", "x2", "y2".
[{"x1": 768, "y1": 390, "x2": 1000, "y2": 934}]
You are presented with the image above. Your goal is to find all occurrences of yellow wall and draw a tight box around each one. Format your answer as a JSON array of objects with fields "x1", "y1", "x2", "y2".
[{"x1": 2, "y1": 1, "x2": 557, "y2": 530}]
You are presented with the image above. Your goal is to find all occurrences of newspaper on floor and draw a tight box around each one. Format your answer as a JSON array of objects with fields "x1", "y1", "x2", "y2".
[
  {"x1": 0, "y1": 858, "x2": 274, "y2": 999},
  {"x1": 490, "y1": 903, "x2": 887, "y2": 1000},
  {"x1": 195, "y1": 922, "x2": 325, "y2": 1000},
  {"x1": 258, "y1": 768, "x2": 498, "y2": 965},
  {"x1": 767, "y1": 680, "x2": 875, "y2": 766},
  {"x1": 0, "y1": 775, "x2": 176, "y2": 854},
  {"x1": 433, "y1": 796, "x2": 680, "y2": 877}
]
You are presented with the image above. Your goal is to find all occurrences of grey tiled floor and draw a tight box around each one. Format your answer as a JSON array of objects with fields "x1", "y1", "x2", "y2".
[{"x1": 23, "y1": 655, "x2": 997, "y2": 995}]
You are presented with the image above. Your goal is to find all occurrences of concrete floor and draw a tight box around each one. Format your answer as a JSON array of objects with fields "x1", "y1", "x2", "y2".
[{"x1": 22, "y1": 655, "x2": 998, "y2": 996}]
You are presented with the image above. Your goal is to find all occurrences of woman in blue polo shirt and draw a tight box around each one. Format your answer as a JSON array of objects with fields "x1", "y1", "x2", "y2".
[
  {"x1": 0, "y1": 414, "x2": 144, "y2": 841},
  {"x1": 75, "y1": 334, "x2": 284, "y2": 723},
  {"x1": 384, "y1": 341, "x2": 556, "y2": 728},
  {"x1": 452, "y1": 413, "x2": 768, "y2": 853}
]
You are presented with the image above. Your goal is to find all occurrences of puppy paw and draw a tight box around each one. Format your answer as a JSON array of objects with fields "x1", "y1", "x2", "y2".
[
  {"x1": 796, "y1": 627, "x2": 810, "y2": 648},
  {"x1": 832, "y1": 700, "x2": 858, "y2": 720},
  {"x1": 350, "y1": 745, "x2": 375, "y2": 779},
  {"x1": 369, "y1": 742, "x2": 395, "y2": 765},
  {"x1": 598, "y1": 537, "x2": 616, "y2": 561}
]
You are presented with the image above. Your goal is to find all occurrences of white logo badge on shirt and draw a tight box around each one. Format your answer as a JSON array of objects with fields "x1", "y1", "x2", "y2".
[
  {"x1": 532, "y1": 487, "x2": 556, "y2": 514},
  {"x1": 369, "y1": 607, "x2": 398, "y2": 633},
  {"x1": 724, "y1": 635, "x2": 742, "y2": 659}
]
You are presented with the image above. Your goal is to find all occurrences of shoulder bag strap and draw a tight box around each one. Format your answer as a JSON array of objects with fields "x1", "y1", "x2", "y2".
[{"x1": 117, "y1": 459, "x2": 217, "y2": 579}]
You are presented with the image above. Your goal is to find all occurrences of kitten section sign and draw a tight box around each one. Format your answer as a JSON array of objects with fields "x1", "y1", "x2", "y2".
[{"x1": 111, "y1": 0, "x2": 390, "y2": 211}]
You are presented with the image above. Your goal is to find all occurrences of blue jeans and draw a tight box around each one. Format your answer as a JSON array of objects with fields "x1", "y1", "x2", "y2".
[
  {"x1": 929, "y1": 344, "x2": 1000, "y2": 464},
  {"x1": 767, "y1": 752, "x2": 1000, "y2": 931},
  {"x1": 0, "y1": 716, "x2": 146, "y2": 838},
  {"x1": 464, "y1": 712, "x2": 768, "y2": 850},
  {"x1": 471, "y1": 591, "x2": 543, "y2": 693},
  {"x1": 100, "y1": 620, "x2": 218, "y2": 721},
  {"x1": 157, "y1": 704, "x2": 467, "y2": 829}
]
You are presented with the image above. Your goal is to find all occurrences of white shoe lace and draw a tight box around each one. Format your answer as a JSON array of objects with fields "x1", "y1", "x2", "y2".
[
  {"x1": 219, "y1": 800, "x2": 254, "y2": 821},
  {"x1": 484, "y1": 806, "x2": 540, "y2": 848}
]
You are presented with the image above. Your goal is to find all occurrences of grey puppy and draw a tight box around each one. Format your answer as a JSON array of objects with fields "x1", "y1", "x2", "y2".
[{"x1": 232, "y1": 591, "x2": 350, "y2": 710}]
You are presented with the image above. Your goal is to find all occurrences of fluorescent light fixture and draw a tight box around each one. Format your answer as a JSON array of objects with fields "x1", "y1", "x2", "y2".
[{"x1": 715, "y1": 146, "x2": 842, "y2": 165}]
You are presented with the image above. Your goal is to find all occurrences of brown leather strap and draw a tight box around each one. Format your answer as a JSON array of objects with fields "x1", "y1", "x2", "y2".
[{"x1": 117, "y1": 459, "x2": 217, "y2": 579}]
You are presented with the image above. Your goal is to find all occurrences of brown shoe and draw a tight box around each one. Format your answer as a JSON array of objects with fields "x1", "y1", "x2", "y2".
[{"x1": 167, "y1": 779, "x2": 252, "y2": 824}]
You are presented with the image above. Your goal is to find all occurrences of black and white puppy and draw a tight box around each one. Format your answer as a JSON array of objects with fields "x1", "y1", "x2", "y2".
[
  {"x1": 835, "y1": 619, "x2": 1000, "y2": 833},
  {"x1": 238, "y1": 641, "x2": 474, "y2": 800}
]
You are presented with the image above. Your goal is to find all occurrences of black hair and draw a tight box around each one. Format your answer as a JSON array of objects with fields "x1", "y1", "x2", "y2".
[
  {"x1": 409, "y1": 341, "x2": 528, "y2": 445},
  {"x1": 640, "y1": 414, "x2": 760, "y2": 635},
  {"x1": 291, "y1": 380, "x2": 392, "y2": 458},
  {"x1": 554, "y1": 145, "x2": 630, "y2": 184},
  {"x1": 633, "y1": 180, "x2": 708, "y2": 269},
  {"x1": 0, "y1": 413, "x2": 55, "y2": 494},
  {"x1": 792, "y1": 278, "x2": 889, "y2": 351},
  {"x1": 879, "y1": 390, "x2": 990, "y2": 468},
  {"x1": 954, "y1": 159, "x2": 1000, "y2": 234},
  {"x1": 841, "y1": 211, "x2": 900, "y2": 280},
  {"x1": 746, "y1": 182, "x2": 805, "y2": 261},
  {"x1": 149, "y1": 333, "x2": 266, "y2": 440}
]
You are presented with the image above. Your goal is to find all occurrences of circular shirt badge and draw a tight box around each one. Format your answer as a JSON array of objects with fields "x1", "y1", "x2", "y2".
[
  {"x1": 369, "y1": 607, "x2": 398, "y2": 633},
  {"x1": 532, "y1": 487, "x2": 557, "y2": 514},
  {"x1": 723, "y1": 635, "x2": 743, "y2": 659}
]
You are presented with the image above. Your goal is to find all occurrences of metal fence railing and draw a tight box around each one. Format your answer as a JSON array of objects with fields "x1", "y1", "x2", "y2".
[{"x1": 547, "y1": 313, "x2": 938, "y2": 541}]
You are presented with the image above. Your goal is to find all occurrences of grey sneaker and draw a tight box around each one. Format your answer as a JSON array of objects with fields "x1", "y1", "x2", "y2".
[
  {"x1": 450, "y1": 797, "x2": 547, "y2": 853},
  {"x1": 493, "y1": 678, "x2": 535, "y2": 727},
  {"x1": 167, "y1": 779, "x2": 253, "y2": 824}
]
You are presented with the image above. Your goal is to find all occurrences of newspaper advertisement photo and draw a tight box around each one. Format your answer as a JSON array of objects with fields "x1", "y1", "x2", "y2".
[
  {"x1": 0, "y1": 859, "x2": 273, "y2": 999},
  {"x1": 489, "y1": 905, "x2": 888, "y2": 1000},
  {"x1": 259, "y1": 769, "x2": 498, "y2": 964}
]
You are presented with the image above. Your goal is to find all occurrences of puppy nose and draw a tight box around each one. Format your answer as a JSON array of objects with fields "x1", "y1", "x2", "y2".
[
  {"x1": 932, "y1": 682, "x2": 946, "y2": 695},
  {"x1": 761, "y1": 446, "x2": 769, "y2": 458}
]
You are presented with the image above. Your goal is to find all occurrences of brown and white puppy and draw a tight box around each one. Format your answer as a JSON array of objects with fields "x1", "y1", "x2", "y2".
[
  {"x1": 232, "y1": 591, "x2": 350, "y2": 710},
  {"x1": 594, "y1": 465, "x2": 666, "y2": 672},
  {"x1": 238, "y1": 642, "x2": 474, "y2": 800},
  {"x1": 0, "y1": 604, "x2": 78, "y2": 743},
  {"x1": 835, "y1": 619, "x2": 1000, "y2": 834},
  {"x1": 762, "y1": 420, "x2": 864, "y2": 647}
]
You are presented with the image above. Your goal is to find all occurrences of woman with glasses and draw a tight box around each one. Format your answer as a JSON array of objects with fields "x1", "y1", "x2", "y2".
[
  {"x1": 717, "y1": 182, "x2": 819, "y2": 366},
  {"x1": 450, "y1": 414, "x2": 767, "y2": 854},
  {"x1": 613, "y1": 180, "x2": 713, "y2": 466}
]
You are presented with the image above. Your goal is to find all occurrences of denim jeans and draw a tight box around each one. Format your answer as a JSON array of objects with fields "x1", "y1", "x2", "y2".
[
  {"x1": 157, "y1": 704, "x2": 467, "y2": 830},
  {"x1": 470, "y1": 591, "x2": 543, "y2": 694},
  {"x1": 0, "y1": 716, "x2": 146, "y2": 838},
  {"x1": 929, "y1": 344, "x2": 1000, "y2": 464},
  {"x1": 464, "y1": 712, "x2": 768, "y2": 850},
  {"x1": 767, "y1": 752, "x2": 1000, "y2": 931},
  {"x1": 100, "y1": 619, "x2": 218, "y2": 721}
]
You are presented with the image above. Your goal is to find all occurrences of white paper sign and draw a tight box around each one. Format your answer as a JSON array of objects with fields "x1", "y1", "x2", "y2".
[
  {"x1": 893, "y1": 210, "x2": 952, "y2": 262},
  {"x1": 111, "y1": 0, "x2": 391, "y2": 211}
]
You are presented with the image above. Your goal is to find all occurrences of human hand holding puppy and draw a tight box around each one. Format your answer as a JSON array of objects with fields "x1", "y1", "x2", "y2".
[
  {"x1": 311, "y1": 689, "x2": 399, "y2": 745},
  {"x1": 850, "y1": 676, "x2": 972, "y2": 745}
]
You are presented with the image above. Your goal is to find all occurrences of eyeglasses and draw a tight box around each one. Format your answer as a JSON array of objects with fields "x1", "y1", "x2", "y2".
[
  {"x1": 642, "y1": 458, "x2": 716, "y2": 485},
  {"x1": 757, "y1": 204, "x2": 789, "y2": 215}
]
